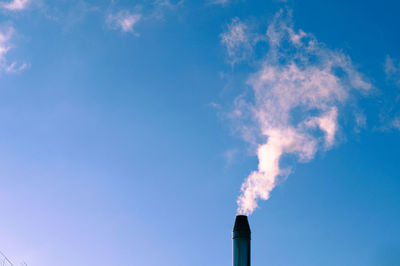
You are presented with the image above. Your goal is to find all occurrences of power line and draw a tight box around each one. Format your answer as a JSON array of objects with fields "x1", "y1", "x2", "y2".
[{"x1": 0, "y1": 250, "x2": 14, "y2": 266}]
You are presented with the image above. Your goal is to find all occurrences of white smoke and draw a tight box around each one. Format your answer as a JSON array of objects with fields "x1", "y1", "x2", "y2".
[{"x1": 223, "y1": 11, "x2": 372, "y2": 215}]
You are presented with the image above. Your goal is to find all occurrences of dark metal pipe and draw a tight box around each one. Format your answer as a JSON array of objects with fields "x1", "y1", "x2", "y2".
[{"x1": 233, "y1": 215, "x2": 251, "y2": 266}]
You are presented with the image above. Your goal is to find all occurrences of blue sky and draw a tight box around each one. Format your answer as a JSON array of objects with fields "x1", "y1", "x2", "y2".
[{"x1": 0, "y1": 0, "x2": 400, "y2": 265}]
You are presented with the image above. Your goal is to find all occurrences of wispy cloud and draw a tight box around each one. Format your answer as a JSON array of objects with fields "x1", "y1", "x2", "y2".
[
  {"x1": 151, "y1": 0, "x2": 184, "y2": 20},
  {"x1": 392, "y1": 117, "x2": 400, "y2": 131},
  {"x1": 222, "y1": 10, "x2": 371, "y2": 215},
  {"x1": 0, "y1": 0, "x2": 30, "y2": 11},
  {"x1": 107, "y1": 11, "x2": 142, "y2": 34},
  {"x1": 380, "y1": 55, "x2": 400, "y2": 131},
  {"x1": 385, "y1": 55, "x2": 400, "y2": 87},
  {"x1": 105, "y1": 1, "x2": 184, "y2": 35},
  {"x1": 207, "y1": 0, "x2": 229, "y2": 5},
  {"x1": 224, "y1": 148, "x2": 238, "y2": 167},
  {"x1": 0, "y1": 25, "x2": 27, "y2": 74},
  {"x1": 354, "y1": 111, "x2": 367, "y2": 133},
  {"x1": 154, "y1": 0, "x2": 184, "y2": 9},
  {"x1": 220, "y1": 18, "x2": 263, "y2": 65}
]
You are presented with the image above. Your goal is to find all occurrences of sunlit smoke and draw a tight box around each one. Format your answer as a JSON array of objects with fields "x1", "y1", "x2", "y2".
[{"x1": 223, "y1": 10, "x2": 371, "y2": 215}]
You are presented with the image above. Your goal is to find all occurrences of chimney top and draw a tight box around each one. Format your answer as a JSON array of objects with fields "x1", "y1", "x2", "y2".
[{"x1": 233, "y1": 215, "x2": 251, "y2": 237}]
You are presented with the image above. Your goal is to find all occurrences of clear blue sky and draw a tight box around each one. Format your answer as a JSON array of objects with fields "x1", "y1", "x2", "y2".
[{"x1": 0, "y1": 0, "x2": 400, "y2": 265}]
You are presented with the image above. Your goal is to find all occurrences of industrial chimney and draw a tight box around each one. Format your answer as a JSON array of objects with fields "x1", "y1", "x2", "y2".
[{"x1": 233, "y1": 215, "x2": 251, "y2": 266}]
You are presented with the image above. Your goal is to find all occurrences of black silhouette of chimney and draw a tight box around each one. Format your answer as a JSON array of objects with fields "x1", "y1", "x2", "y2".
[{"x1": 233, "y1": 215, "x2": 251, "y2": 266}]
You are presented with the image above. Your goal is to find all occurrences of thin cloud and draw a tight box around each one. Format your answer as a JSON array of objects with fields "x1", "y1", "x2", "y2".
[
  {"x1": 392, "y1": 117, "x2": 400, "y2": 131},
  {"x1": 154, "y1": 0, "x2": 184, "y2": 9},
  {"x1": 0, "y1": 0, "x2": 30, "y2": 11},
  {"x1": 220, "y1": 18, "x2": 262, "y2": 65},
  {"x1": 222, "y1": 10, "x2": 372, "y2": 215},
  {"x1": 385, "y1": 55, "x2": 400, "y2": 87},
  {"x1": 151, "y1": 0, "x2": 184, "y2": 20},
  {"x1": 354, "y1": 111, "x2": 367, "y2": 133},
  {"x1": 380, "y1": 55, "x2": 400, "y2": 131},
  {"x1": 224, "y1": 148, "x2": 239, "y2": 167},
  {"x1": 5, "y1": 61, "x2": 27, "y2": 73},
  {"x1": 208, "y1": 0, "x2": 229, "y2": 5},
  {"x1": 105, "y1": 1, "x2": 183, "y2": 35},
  {"x1": 107, "y1": 11, "x2": 142, "y2": 34},
  {"x1": 0, "y1": 26, "x2": 27, "y2": 74}
]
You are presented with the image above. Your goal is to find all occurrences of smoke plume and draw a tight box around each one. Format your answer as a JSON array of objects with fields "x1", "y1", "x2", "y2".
[{"x1": 223, "y1": 11, "x2": 372, "y2": 215}]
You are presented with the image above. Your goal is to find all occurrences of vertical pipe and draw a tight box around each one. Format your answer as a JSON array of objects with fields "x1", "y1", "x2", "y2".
[{"x1": 233, "y1": 215, "x2": 251, "y2": 266}]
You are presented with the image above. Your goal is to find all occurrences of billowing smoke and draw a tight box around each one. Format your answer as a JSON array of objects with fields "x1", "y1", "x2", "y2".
[{"x1": 222, "y1": 11, "x2": 372, "y2": 215}]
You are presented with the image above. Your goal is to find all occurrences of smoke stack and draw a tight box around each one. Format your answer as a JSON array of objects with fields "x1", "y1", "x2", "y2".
[{"x1": 233, "y1": 215, "x2": 251, "y2": 266}]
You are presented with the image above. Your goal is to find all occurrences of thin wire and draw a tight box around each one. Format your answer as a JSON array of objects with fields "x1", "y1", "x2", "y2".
[{"x1": 0, "y1": 251, "x2": 13, "y2": 266}]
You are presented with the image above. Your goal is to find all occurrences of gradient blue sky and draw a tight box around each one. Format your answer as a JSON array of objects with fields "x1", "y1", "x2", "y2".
[{"x1": 0, "y1": 0, "x2": 400, "y2": 265}]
